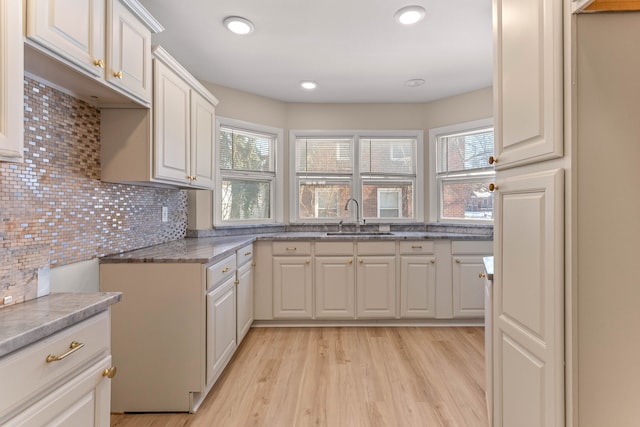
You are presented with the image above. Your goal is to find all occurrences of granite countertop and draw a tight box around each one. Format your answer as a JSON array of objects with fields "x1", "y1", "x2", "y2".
[
  {"x1": 100, "y1": 231, "x2": 491, "y2": 264},
  {"x1": 0, "y1": 292, "x2": 122, "y2": 358}
]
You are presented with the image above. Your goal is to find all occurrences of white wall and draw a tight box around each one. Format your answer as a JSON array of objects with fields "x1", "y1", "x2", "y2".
[{"x1": 576, "y1": 12, "x2": 640, "y2": 427}]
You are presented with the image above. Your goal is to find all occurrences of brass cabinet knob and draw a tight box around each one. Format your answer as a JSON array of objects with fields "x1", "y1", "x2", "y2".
[
  {"x1": 113, "y1": 71, "x2": 123, "y2": 79},
  {"x1": 93, "y1": 59, "x2": 105, "y2": 68},
  {"x1": 102, "y1": 366, "x2": 117, "y2": 379},
  {"x1": 251, "y1": 262, "x2": 256, "y2": 267},
  {"x1": 479, "y1": 272, "x2": 486, "y2": 278},
  {"x1": 489, "y1": 183, "x2": 498, "y2": 192},
  {"x1": 489, "y1": 156, "x2": 497, "y2": 165},
  {"x1": 234, "y1": 280, "x2": 240, "y2": 285}
]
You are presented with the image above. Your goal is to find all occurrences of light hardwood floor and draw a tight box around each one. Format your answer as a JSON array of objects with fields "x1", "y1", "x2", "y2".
[{"x1": 110, "y1": 327, "x2": 488, "y2": 427}]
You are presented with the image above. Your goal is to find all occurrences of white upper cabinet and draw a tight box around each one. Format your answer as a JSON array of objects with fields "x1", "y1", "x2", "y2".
[
  {"x1": 493, "y1": 0, "x2": 563, "y2": 169},
  {"x1": 152, "y1": 46, "x2": 218, "y2": 189},
  {"x1": 106, "y1": 0, "x2": 153, "y2": 103},
  {"x1": 0, "y1": 0, "x2": 24, "y2": 162},
  {"x1": 26, "y1": 0, "x2": 105, "y2": 78},
  {"x1": 25, "y1": 0, "x2": 162, "y2": 107}
]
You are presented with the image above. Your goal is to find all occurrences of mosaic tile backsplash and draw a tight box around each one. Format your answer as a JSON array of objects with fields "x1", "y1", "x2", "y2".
[{"x1": 0, "y1": 77, "x2": 188, "y2": 307}]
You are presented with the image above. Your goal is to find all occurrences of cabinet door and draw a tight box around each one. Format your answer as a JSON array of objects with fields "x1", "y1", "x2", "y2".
[
  {"x1": 493, "y1": 0, "x2": 562, "y2": 169},
  {"x1": 493, "y1": 169, "x2": 564, "y2": 427},
  {"x1": 400, "y1": 256, "x2": 436, "y2": 318},
  {"x1": 190, "y1": 90, "x2": 216, "y2": 189},
  {"x1": 26, "y1": 0, "x2": 105, "y2": 78},
  {"x1": 154, "y1": 60, "x2": 191, "y2": 185},
  {"x1": 107, "y1": 0, "x2": 152, "y2": 103},
  {"x1": 0, "y1": 0, "x2": 24, "y2": 161},
  {"x1": 356, "y1": 256, "x2": 396, "y2": 319},
  {"x1": 3, "y1": 356, "x2": 112, "y2": 427},
  {"x1": 272, "y1": 257, "x2": 312, "y2": 319},
  {"x1": 452, "y1": 256, "x2": 486, "y2": 318},
  {"x1": 236, "y1": 261, "x2": 254, "y2": 345},
  {"x1": 206, "y1": 277, "x2": 237, "y2": 386},
  {"x1": 315, "y1": 256, "x2": 355, "y2": 319}
]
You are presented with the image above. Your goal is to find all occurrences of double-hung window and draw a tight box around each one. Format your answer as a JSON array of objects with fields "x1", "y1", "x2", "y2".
[
  {"x1": 217, "y1": 117, "x2": 282, "y2": 225},
  {"x1": 430, "y1": 119, "x2": 494, "y2": 222},
  {"x1": 291, "y1": 131, "x2": 423, "y2": 223}
]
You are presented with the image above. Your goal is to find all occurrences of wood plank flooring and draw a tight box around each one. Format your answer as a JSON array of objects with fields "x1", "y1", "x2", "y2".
[{"x1": 110, "y1": 327, "x2": 488, "y2": 427}]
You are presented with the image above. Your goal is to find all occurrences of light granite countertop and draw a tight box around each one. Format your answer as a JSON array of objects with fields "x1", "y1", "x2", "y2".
[
  {"x1": 100, "y1": 232, "x2": 492, "y2": 264},
  {"x1": 0, "y1": 292, "x2": 122, "y2": 358}
]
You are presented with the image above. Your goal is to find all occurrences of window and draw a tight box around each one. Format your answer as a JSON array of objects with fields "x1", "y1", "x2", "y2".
[
  {"x1": 291, "y1": 131, "x2": 423, "y2": 222},
  {"x1": 216, "y1": 117, "x2": 283, "y2": 225},
  {"x1": 429, "y1": 119, "x2": 494, "y2": 222}
]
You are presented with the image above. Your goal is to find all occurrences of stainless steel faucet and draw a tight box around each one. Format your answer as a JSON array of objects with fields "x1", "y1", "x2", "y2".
[{"x1": 344, "y1": 198, "x2": 361, "y2": 231}]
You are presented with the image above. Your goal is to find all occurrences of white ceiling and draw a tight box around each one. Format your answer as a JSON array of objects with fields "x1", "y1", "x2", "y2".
[{"x1": 138, "y1": 0, "x2": 493, "y2": 104}]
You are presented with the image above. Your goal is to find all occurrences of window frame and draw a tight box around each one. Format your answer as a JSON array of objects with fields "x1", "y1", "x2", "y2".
[
  {"x1": 428, "y1": 118, "x2": 494, "y2": 224},
  {"x1": 289, "y1": 130, "x2": 424, "y2": 224},
  {"x1": 215, "y1": 116, "x2": 283, "y2": 226}
]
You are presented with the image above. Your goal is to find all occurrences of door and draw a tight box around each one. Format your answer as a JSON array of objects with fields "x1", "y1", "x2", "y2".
[
  {"x1": 315, "y1": 256, "x2": 355, "y2": 319},
  {"x1": 26, "y1": 0, "x2": 105, "y2": 78},
  {"x1": 400, "y1": 256, "x2": 436, "y2": 318},
  {"x1": 107, "y1": 0, "x2": 152, "y2": 102},
  {"x1": 153, "y1": 60, "x2": 191, "y2": 185},
  {"x1": 452, "y1": 256, "x2": 486, "y2": 318},
  {"x1": 206, "y1": 277, "x2": 237, "y2": 386},
  {"x1": 190, "y1": 91, "x2": 216, "y2": 189},
  {"x1": 356, "y1": 256, "x2": 396, "y2": 318},
  {"x1": 493, "y1": 0, "x2": 563, "y2": 169},
  {"x1": 236, "y1": 261, "x2": 254, "y2": 344},
  {"x1": 493, "y1": 169, "x2": 564, "y2": 427},
  {"x1": 272, "y1": 257, "x2": 312, "y2": 319}
]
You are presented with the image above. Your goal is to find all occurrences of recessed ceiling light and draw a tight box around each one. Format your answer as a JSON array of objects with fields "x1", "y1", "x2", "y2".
[
  {"x1": 300, "y1": 81, "x2": 318, "y2": 90},
  {"x1": 405, "y1": 78, "x2": 426, "y2": 87},
  {"x1": 394, "y1": 5, "x2": 426, "y2": 25},
  {"x1": 223, "y1": 16, "x2": 254, "y2": 35}
]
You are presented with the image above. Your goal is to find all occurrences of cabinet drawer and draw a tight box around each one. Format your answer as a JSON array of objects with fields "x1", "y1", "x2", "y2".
[
  {"x1": 272, "y1": 241, "x2": 311, "y2": 256},
  {"x1": 356, "y1": 241, "x2": 396, "y2": 255},
  {"x1": 0, "y1": 311, "x2": 110, "y2": 420},
  {"x1": 207, "y1": 254, "x2": 237, "y2": 290},
  {"x1": 399, "y1": 241, "x2": 435, "y2": 255},
  {"x1": 451, "y1": 241, "x2": 493, "y2": 255},
  {"x1": 236, "y1": 244, "x2": 254, "y2": 267},
  {"x1": 315, "y1": 241, "x2": 354, "y2": 256}
]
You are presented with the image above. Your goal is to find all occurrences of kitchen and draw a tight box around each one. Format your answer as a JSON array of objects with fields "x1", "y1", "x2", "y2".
[{"x1": 1, "y1": 0, "x2": 640, "y2": 426}]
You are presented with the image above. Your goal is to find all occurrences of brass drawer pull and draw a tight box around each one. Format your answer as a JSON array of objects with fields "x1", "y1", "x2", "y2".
[
  {"x1": 222, "y1": 267, "x2": 230, "y2": 273},
  {"x1": 113, "y1": 70, "x2": 123, "y2": 79},
  {"x1": 244, "y1": 251, "x2": 252, "y2": 256},
  {"x1": 93, "y1": 59, "x2": 105, "y2": 68},
  {"x1": 479, "y1": 272, "x2": 486, "y2": 278},
  {"x1": 286, "y1": 247, "x2": 297, "y2": 251},
  {"x1": 46, "y1": 341, "x2": 85, "y2": 363},
  {"x1": 411, "y1": 245, "x2": 423, "y2": 249}
]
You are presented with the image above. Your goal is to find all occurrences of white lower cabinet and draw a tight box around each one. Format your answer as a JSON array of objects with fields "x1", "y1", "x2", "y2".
[
  {"x1": 356, "y1": 241, "x2": 397, "y2": 319},
  {"x1": 100, "y1": 248, "x2": 251, "y2": 413},
  {"x1": 272, "y1": 257, "x2": 313, "y2": 319},
  {"x1": 0, "y1": 311, "x2": 114, "y2": 426},
  {"x1": 452, "y1": 256, "x2": 487, "y2": 318},
  {"x1": 451, "y1": 241, "x2": 493, "y2": 319},
  {"x1": 400, "y1": 256, "x2": 437, "y2": 318},
  {"x1": 315, "y1": 256, "x2": 355, "y2": 319},
  {"x1": 236, "y1": 260, "x2": 254, "y2": 345},
  {"x1": 206, "y1": 276, "x2": 236, "y2": 386}
]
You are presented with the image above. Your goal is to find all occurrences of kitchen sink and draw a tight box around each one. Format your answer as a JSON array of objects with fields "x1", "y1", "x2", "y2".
[{"x1": 325, "y1": 231, "x2": 394, "y2": 236}]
